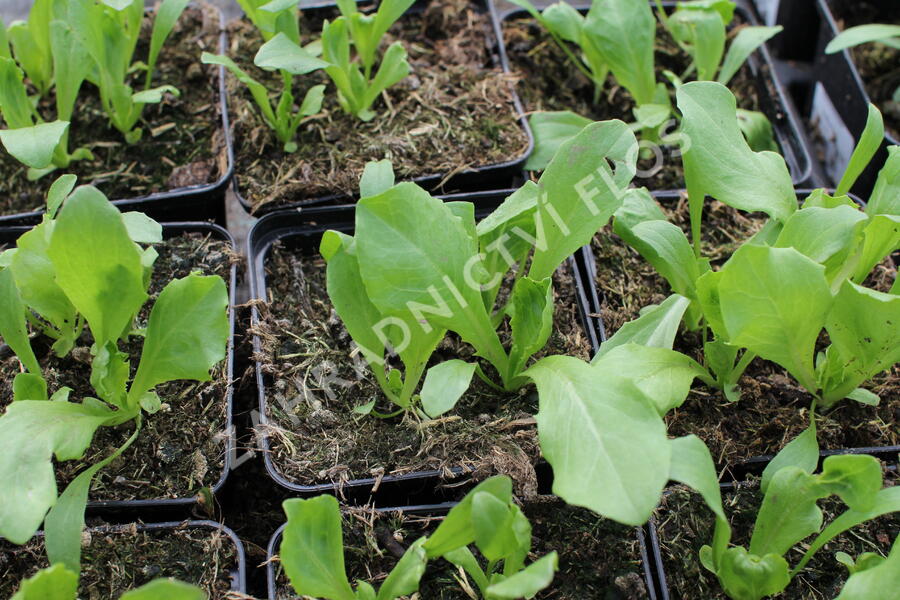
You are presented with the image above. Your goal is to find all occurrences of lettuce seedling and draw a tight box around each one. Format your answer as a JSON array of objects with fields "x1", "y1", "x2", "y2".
[
  {"x1": 236, "y1": 0, "x2": 302, "y2": 44},
  {"x1": 5, "y1": 0, "x2": 54, "y2": 96},
  {"x1": 612, "y1": 81, "x2": 899, "y2": 405},
  {"x1": 67, "y1": 0, "x2": 191, "y2": 143},
  {"x1": 12, "y1": 564, "x2": 205, "y2": 600},
  {"x1": 826, "y1": 24, "x2": 900, "y2": 103},
  {"x1": 0, "y1": 179, "x2": 229, "y2": 572},
  {"x1": 280, "y1": 476, "x2": 558, "y2": 599},
  {"x1": 695, "y1": 427, "x2": 900, "y2": 600},
  {"x1": 322, "y1": 120, "x2": 639, "y2": 417},
  {"x1": 509, "y1": 0, "x2": 781, "y2": 169}
]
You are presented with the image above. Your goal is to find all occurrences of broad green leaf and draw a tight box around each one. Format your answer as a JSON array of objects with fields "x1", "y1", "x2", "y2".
[
  {"x1": 836, "y1": 537, "x2": 900, "y2": 600},
  {"x1": 696, "y1": 270, "x2": 727, "y2": 339},
  {"x1": 761, "y1": 421, "x2": 819, "y2": 494},
  {"x1": 717, "y1": 547, "x2": 791, "y2": 600},
  {"x1": 826, "y1": 24, "x2": 900, "y2": 54},
  {"x1": 718, "y1": 245, "x2": 831, "y2": 392},
  {"x1": 472, "y1": 491, "x2": 519, "y2": 561},
  {"x1": 822, "y1": 281, "x2": 900, "y2": 403},
  {"x1": 749, "y1": 467, "x2": 826, "y2": 557},
  {"x1": 46, "y1": 174, "x2": 77, "y2": 218},
  {"x1": 634, "y1": 103, "x2": 671, "y2": 129},
  {"x1": 0, "y1": 267, "x2": 40, "y2": 374},
  {"x1": 736, "y1": 109, "x2": 779, "y2": 153},
  {"x1": 617, "y1": 219, "x2": 703, "y2": 300},
  {"x1": 529, "y1": 120, "x2": 637, "y2": 280},
  {"x1": 48, "y1": 186, "x2": 147, "y2": 346},
  {"x1": 0, "y1": 399, "x2": 115, "y2": 543},
  {"x1": 613, "y1": 187, "x2": 667, "y2": 230},
  {"x1": 359, "y1": 159, "x2": 395, "y2": 198},
  {"x1": 718, "y1": 26, "x2": 782, "y2": 85},
  {"x1": 0, "y1": 56, "x2": 35, "y2": 129},
  {"x1": 542, "y1": 2, "x2": 584, "y2": 41},
  {"x1": 146, "y1": 0, "x2": 190, "y2": 78},
  {"x1": 775, "y1": 205, "x2": 867, "y2": 265},
  {"x1": 802, "y1": 189, "x2": 858, "y2": 210},
  {"x1": 49, "y1": 21, "x2": 91, "y2": 123},
  {"x1": 584, "y1": 0, "x2": 656, "y2": 105},
  {"x1": 375, "y1": 537, "x2": 426, "y2": 600},
  {"x1": 10, "y1": 565, "x2": 78, "y2": 600},
  {"x1": 847, "y1": 387, "x2": 880, "y2": 405},
  {"x1": 592, "y1": 344, "x2": 708, "y2": 414},
  {"x1": 594, "y1": 294, "x2": 691, "y2": 362},
  {"x1": 485, "y1": 552, "x2": 559, "y2": 599},
  {"x1": 90, "y1": 341, "x2": 130, "y2": 407},
  {"x1": 12, "y1": 373, "x2": 48, "y2": 402},
  {"x1": 441, "y1": 547, "x2": 489, "y2": 592},
  {"x1": 419, "y1": 360, "x2": 476, "y2": 418},
  {"x1": 131, "y1": 85, "x2": 179, "y2": 104},
  {"x1": 678, "y1": 82, "x2": 795, "y2": 222},
  {"x1": 120, "y1": 579, "x2": 206, "y2": 600},
  {"x1": 836, "y1": 105, "x2": 884, "y2": 197},
  {"x1": 868, "y1": 146, "x2": 899, "y2": 216},
  {"x1": 853, "y1": 214, "x2": 900, "y2": 283},
  {"x1": 121, "y1": 211, "x2": 163, "y2": 244},
  {"x1": 0, "y1": 121, "x2": 68, "y2": 169},
  {"x1": 669, "y1": 6, "x2": 727, "y2": 82},
  {"x1": 254, "y1": 32, "x2": 330, "y2": 74},
  {"x1": 359, "y1": 42, "x2": 410, "y2": 118},
  {"x1": 281, "y1": 496, "x2": 355, "y2": 600},
  {"x1": 507, "y1": 276, "x2": 553, "y2": 377},
  {"x1": 524, "y1": 111, "x2": 591, "y2": 171},
  {"x1": 44, "y1": 457, "x2": 109, "y2": 571},
  {"x1": 424, "y1": 476, "x2": 512, "y2": 558},
  {"x1": 526, "y1": 356, "x2": 669, "y2": 525},
  {"x1": 817, "y1": 454, "x2": 883, "y2": 512},
  {"x1": 128, "y1": 274, "x2": 229, "y2": 408}
]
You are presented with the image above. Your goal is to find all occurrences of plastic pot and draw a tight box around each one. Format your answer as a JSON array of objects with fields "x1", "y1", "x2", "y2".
[
  {"x1": 0, "y1": 222, "x2": 237, "y2": 516},
  {"x1": 265, "y1": 502, "x2": 659, "y2": 600},
  {"x1": 577, "y1": 189, "x2": 900, "y2": 477},
  {"x1": 493, "y1": 0, "x2": 814, "y2": 188},
  {"x1": 232, "y1": 0, "x2": 533, "y2": 216},
  {"x1": 808, "y1": 0, "x2": 898, "y2": 196},
  {"x1": 0, "y1": 5, "x2": 235, "y2": 228},
  {"x1": 247, "y1": 189, "x2": 599, "y2": 500}
]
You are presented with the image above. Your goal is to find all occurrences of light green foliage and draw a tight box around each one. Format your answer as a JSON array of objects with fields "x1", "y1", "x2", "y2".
[
  {"x1": 280, "y1": 477, "x2": 556, "y2": 599},
  {"x1": 0, "y1": 178, "x2": 229, "y2": 571},
  {"x1": 826, "y1": 23, "x2": 900, "y2": 104},
  {"x1": 322, "y1": 121, "x2": 637, "y2": 413},
  {"x1": 11, "y1": 564, "x2": 205, "y2": 600},
  {"x1": 513, "y1": 0, "x2": 781, "y2": 170}
]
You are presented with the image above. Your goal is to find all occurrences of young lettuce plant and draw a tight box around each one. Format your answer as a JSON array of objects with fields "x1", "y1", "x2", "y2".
[
  {"x1": 693, "y1": 425, "x2": 900, "y2": 600},
  {"x1": 236, "y1": 0, "x2": 302, "y2": 44},
  {"x1": 0, "y1": 179, "x2": 229, "y2": 573},
  {"x1": 12, "y1": 564, "x2": 205, "y2": 600},
  {"x1": 5, "y1": 0, "x2": 55, "y2": 96},
  {"x1": 279, "y1": 476, "x2": 558, "y2": 600},
  {"x1": 826, "y1": 24, "x2": 900, "y2": 103},
  {"x1": 509, "y1": 0, "x2": 782, "y2": 169},
  {"x1": 322, "y1": 119, "x2": 639, "y2": 417},
  {"x1": 612, "y1": 81, "x2": 899, "y2": 404},
  {"x1": 67, "y1": 0, "x2": 191, "y2": 143}
]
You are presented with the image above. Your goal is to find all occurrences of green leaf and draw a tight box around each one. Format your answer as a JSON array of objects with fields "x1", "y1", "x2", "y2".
[
  {"x1": 524, "y1": 111, "x2": 592, "y2": 171},
  {"x1": 46, "y1": 174, "x2": 77, "y2": 219},
  {"x1": 542, "y1": 2, "x2": 584, "y2": 42},
  {"x1": 471, "y1": 491, "x2": 520, "y2": 561},
  {"x1": 761, "y1": 421, "x2": 819, "y2": 494},
  {"x1": 12, "y1": 373, "x2": 48, "y2": 402},
  {"x1": 826, "y1": 24, "x2": 900, "y2": 53},
  {"x1": 593, "y1": 294, "x2": 691, "y2": 361},
  {"x1": 201, "y1": 53, "x2": 276, "y2": 127},
  {"x1": 0, "y1": 399, "x2": 115, "y2": 544},
  {"x1": 374, "y1": 537, "x2": 426, "y2": 600},
  {"x1": 358, "y1": 41, "x2": 410, "y2": 118},
  {"x1": 359, "y1": 159, "x2": 395, "y2": 198},
  {"x1": 121, "y1": 211, "x2": 163, "y2": 244},
  {"x1": 0, "y1": 55, "x2": 35, "y2": 129},
  {"x1": 120, "y1": 579, "x2": 206, "y2": 600},
  {"x1": 852, "y1": 214, "x2": 900, "y2": 283},
  {"x1": 49, "y1": 20, "x2": 91, "y2": 123},
  {"x1": 507, "y1": 276, "x2": 553, "y2": 378},
  {"x1": 525, "y1": 356, "x2": 669, "y2": 525},
  {"x1": 131, "y1": 85, "x2": 179, "y2": 104},
  {"x1": 616, "y1": 218, "x2": 703, "y2": 301},
  {"x1": 485, "y1": 552, "x2": 559, "y2": 599},
  {"x1": 817, "y1": 454, "x2": 883, "y2": 512},
  {"x1": 736, "y1": 109, "x2": 779, "y2": 153},
  {"x1": 868, "y1": 146, "x2": 900, "y2": 216},
  {"x1": 718, "y1": 26, "x2": 782, "y2": 85},
  {"x1": 281, "y1": 496, "x2": 356, "y2": 600},
  {"x1": 584, "y1": 0, "x2": 656, "y2": 105},
  {"x1": 613, "y1": 187, "x2": 667, "y2": 230},
  {"x1": 677, "y1": 81, "x2": 796, "y2": 222},
  {"x1": 424, "y1": 476, "x2": 512, "y2": 558},
  {"x1": 44, "y1": 457, "x2": 109, "y2": 571},
  {"x1": 718, "y1": 245, "x2": 832, "y2": 393},
  {"x1": 716, "y1": 547, "x2": 791, "y2": 600},
  {"x1": 254, "y1": 32, "x2": 330, "y2": 74},
  {"x1": 528, "y1": 120, "x2": 637, "y2": 280},
  {"x1": 48, "y1": 186, "x2": 147, "y2": 346},
  {"x1": 146, "y1": 0, "x2": 190, "y2": 81},
  {"x1": 419, "y1": 360, "x2": 476, "y2": 418},
  {"x1": 774, "y1": 205, "x2": 867, "y2": 265},
  {"x1": 127, "y1": 274, "x2": 229, "y2": 408},
  {"x1": 669, "y1": 5, "x2": 727, "y2": 82},
  {"x1": 836, "y1": 536, "x2": 900, "y2": 600},
  {"x1": 10, "y1": 565, "x2": 78, "y2": 600},
  {"x1": 592, "y1": 344, "x2": 708, "y2": 414},
  {"x1": 836, "y1": 105, "x2": 884, "y2": 197},
  {"x1": 749, "y1": 467, "x2": 826, "y2": 557},
  {"x1": 0, "y1": 267, "x2": 41, "y2": 375},
  {"x1": 0, "y1": 121, "x2": 69, "y2": 169}
]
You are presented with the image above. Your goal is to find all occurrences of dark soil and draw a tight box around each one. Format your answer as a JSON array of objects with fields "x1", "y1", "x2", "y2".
[
  {"x1": 0, "y1": 523, "x2": 239, "y2": 599},
  {"x1": 254, "y1": 241, "x2": 591, "y2": 495},
  {"x1": 0, "y1": 4, "x2": 228, "y2": 217},
  {"x1": 272, "y1": 499, "x2": 650, "y2": 599},
  {"x1": 591, "y1": 196, "x2": 899, "y2": 466},
  {"x1": 0, "y1": 233, "x2": 236, "y2": 501},
  {"x1": 828, "y1": 0, "x2": 900, "y2": 140},
  {"x1": 228, "y1": 0, "x2": 529, "y2": 212},
  {"x1": 502, "y1": 14, "x2": 784, "y2": 189},
  {"x1": 655, "y1": 468, "x2": 900, "y2": 599}
]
